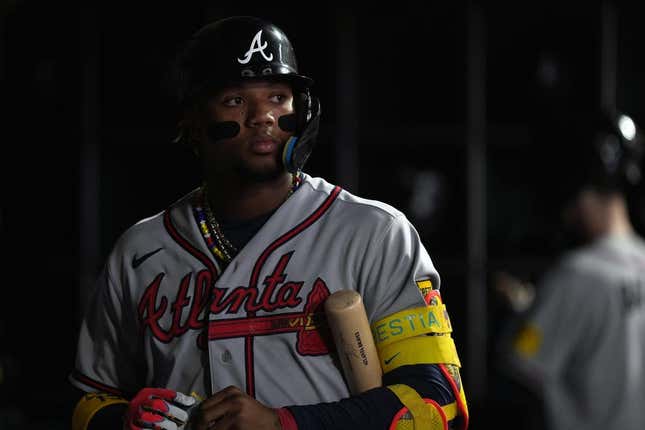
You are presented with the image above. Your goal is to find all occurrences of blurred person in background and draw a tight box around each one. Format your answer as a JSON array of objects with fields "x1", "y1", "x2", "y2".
[{"x1": 495, "y1": 107, "x2": 645, "y2": 430}]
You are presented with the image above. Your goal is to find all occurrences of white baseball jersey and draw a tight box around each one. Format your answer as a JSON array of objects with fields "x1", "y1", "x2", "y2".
[
  {"x1": 501, "y1": 233, "x2": 645, "y2": 430},
  {"x1": 70, "y1": 174, "x2": 440, "y2": 407}
]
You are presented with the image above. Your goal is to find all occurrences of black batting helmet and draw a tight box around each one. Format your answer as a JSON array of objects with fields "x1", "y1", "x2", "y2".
[
  {"x1": 553, "y1": 108, "x2": 645, "y2": 202},
  {"x1": 173, "y1": 16, "x2": 320, "y2": 173},
  {"x1": 582, "y1": 108, "x2": 643, "y2": 190},
  {"x1": 175, "y1": 16, "x2": 314, "y2": 107}
]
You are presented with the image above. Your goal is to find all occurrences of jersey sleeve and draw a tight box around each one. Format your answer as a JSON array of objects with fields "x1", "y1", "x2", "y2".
[
  {"x1": 288, "y1": 210, "x2": 461, "y2": 430},
  {"x1": 69, "y1": 262, "x2": 142, "y2": 397},
  {"x1": 356, "y1": 213, "x2": 440, "y2": 322}
]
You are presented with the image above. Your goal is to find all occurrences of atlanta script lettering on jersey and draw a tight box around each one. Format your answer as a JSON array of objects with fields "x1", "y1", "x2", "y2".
[{"x1": 137, "y1": 251, "x2": 332, "y2": 355}]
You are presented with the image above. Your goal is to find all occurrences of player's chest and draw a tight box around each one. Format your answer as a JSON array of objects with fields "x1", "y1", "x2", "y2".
[{"x1": 134, "y1": 240, "x2": 351, "y2": 346}]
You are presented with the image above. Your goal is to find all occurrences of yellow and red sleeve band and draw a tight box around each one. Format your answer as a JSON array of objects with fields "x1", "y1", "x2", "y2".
[
  {"x1": 72, "y1": 392, "x2": 128, "y2": 430},
  {"x1": 377, "y1": 335, "x2": 462, "y2": 373},
  {"x1": 373, "y1": 295, "x2": 468, "y2": 429},
  {"x1": 371, "y1": 304, "x2": 454, "y2": 349},
  {"x1": 439, "y1": 364, "x2": 469, "y2": 430},
  {"x1": 387, "y1": 384, "x2": 456, "y2": 430}
]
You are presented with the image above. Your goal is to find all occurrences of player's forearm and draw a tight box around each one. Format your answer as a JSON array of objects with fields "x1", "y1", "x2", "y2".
[
  {"x1": 285, "y1": 363, "x2": 457, "y2": 430},
  {"x1": 72, "y1": 386, "x2": 197, "y2": 430},
  {"x1": 70, "y1": 386, "x2": 128, "y2": 430},
  {"x1": 285, "y1": 386, "x2": 401, "y2": 430},
  {"x1": 82, "y1": 402, "x2": 128, "y2": 430}
]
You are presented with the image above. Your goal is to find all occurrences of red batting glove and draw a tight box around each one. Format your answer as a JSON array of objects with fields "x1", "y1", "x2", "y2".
[{"x1": 124, "y1": 388, "x2": 196, "y2": 430}]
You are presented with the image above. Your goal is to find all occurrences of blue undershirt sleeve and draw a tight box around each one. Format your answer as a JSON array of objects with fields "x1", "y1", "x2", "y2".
[{"x1": 287, "y1": 364, "x2": 456, "y2": 430}]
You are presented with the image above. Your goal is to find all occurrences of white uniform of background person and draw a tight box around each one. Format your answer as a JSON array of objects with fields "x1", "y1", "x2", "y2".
[
  {"x1": 502, "y1": 232, "x2": 645, "y2": 430},
  {"x1": 498, "y1": 109, "x2": 645, "y2": 430}
]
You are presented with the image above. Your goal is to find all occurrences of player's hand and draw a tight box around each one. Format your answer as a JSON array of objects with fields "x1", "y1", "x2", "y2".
[
  {"x1": 124, "y1": 387, "x2": 197, "y2": 430},
  {"x1": 189, "y1": 385, "x2": 281, "y2": 430},
  {"x1": 493, "y1": 271, "x2": 536, "y2": 313}
]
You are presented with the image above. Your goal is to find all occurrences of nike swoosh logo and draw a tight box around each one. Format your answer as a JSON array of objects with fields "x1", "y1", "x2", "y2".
[
  {"x1": 384, "y1": 352, "x2": 401, "y2": 365},
  {"x1": 132, "y1": 247, "x2": 163, "y2": 269}
]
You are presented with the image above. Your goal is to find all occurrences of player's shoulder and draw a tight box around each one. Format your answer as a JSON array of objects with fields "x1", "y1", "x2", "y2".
[
  {"x1": 554, "y1": 244, "x2": 609, "y2": 281},
  {"x1": 302, "y1": 174, "x2": 405, "y2": 223},
  {"x1": 552, "y1": 234, "x2": 645, "y2": 288},
  {"x1": 563, "y1": 234, "x2": 639, "y2": 268},
  {"x1": 109, "y1": 189, "x2": 197, "y2": 258}
]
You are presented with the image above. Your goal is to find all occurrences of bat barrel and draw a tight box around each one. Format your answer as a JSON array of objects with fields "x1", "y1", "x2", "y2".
[{"x1": 324, "y1": 290, "x2": 383, "y2": 394}]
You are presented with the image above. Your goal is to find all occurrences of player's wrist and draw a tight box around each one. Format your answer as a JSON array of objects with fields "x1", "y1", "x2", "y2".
[{"x1": 276, "y1": 407, "x2": 298, "y2": 430}]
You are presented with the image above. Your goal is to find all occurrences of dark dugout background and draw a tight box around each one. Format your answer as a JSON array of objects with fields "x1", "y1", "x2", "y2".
[{"x1": 1, "y1": 1, "x2": 644, "y2": 428}]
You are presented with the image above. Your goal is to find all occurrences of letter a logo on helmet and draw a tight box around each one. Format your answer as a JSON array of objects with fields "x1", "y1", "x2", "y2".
[{"x1": 237, "y1": 30, "x2": 274, "y2": 64}]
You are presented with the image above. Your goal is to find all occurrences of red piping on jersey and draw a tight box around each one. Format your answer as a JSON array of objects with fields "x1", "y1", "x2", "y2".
[
  {"x1": 163, "y1": 210, "x2": 219, "y2": 280},
  {"x1": 243, "y1": 185, "x2": 342, "y2": 397},
  {"x1": 248, "y1": 186, "x2": 342, "y2": 290},
  {"x1": 439, "y1": 364, "x2": 469, "y2": 430},
  {"x1": 164, "y1": 207, "x2": 221, "y2": 396},
  {"x1": 71, "y1": 370, "x2": 128, "y2": 398}
]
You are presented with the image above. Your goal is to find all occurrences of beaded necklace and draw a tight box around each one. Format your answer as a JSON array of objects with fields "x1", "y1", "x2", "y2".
[{"x1": 193, "y1": 172, "x2": 302, "y2": 264}]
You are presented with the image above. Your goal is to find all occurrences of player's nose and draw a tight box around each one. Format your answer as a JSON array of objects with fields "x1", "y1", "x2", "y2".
[{"x1": 246, "y1": 100, "x2": 275, "y2": 128}]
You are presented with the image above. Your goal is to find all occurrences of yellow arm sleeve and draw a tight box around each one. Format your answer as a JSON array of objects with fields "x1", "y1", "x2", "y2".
[{"x1": 72, "y1": 392, "x2": 128, "y2": 430}]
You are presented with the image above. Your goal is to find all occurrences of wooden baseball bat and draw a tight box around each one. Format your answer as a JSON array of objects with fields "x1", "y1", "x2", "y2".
[{"x1": 324, "y1": 290, "x2": 383, "y2": 395}]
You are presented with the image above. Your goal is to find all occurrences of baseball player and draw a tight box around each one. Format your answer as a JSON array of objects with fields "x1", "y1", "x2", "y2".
[
  {"x1": 497, "y1": 109, "x2": 645, "y2": 430},
  {"x1": 69, "y1": 16, "x2": 468, "y2": 430}
]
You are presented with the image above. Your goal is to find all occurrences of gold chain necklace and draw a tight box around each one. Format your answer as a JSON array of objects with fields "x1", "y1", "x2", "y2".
[{"x1": 201, "y1": 172, "x2": 302, "y2": 262}]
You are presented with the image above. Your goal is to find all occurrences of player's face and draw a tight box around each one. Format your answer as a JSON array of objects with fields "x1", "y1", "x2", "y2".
[{"x1": 200, "y1": 81, "x2": 295, "y2": 181}]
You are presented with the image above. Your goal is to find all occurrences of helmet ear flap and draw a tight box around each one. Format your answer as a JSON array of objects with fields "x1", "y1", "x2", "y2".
[
  {"x1": 293, "y1": 89, "x2": 313, "y2": 133},
  {"x1": 282, "y1": 89, "x2": 321, "y2": 173}
]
